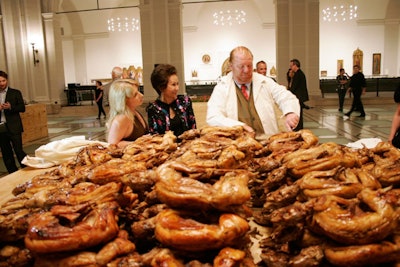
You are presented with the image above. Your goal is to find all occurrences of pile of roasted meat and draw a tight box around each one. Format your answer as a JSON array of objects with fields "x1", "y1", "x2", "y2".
[
  {"x1": 251, "y1": 131, "x2": 400, "y2": 266},
  {"x1": 0, "y1": 127, "x2": 399, "y2": 266}
]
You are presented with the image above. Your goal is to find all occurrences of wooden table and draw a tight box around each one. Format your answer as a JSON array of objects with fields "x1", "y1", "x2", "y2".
[{"x1": 0, "y1": 167, "x2": 55, "y2": 206}]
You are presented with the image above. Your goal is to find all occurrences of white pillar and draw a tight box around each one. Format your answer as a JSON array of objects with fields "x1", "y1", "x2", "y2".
[
  {"x1": 139, "y1": 0, "x2": 185, "y2": 102},
  {"x1": 42, "y1": 13, "x2": 66, "y2": 105},
  {"x1": 275, "y1": 0, "x2": 320, "y2": 99}
]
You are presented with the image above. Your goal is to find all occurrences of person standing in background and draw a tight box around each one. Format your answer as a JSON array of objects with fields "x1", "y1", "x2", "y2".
[
  {"x1": 0, "y1": 70, "x2": 27, "y2": 174},
  {"x1": 345, "y1": 65, "x2": 366, "y2": 117},
  {"x1": 289, "y1": 58, "x2": 310, "y2": 131},
  {"x1": 207, "y1": 46, "x2": 300, "y2": 139},
  {"x1": 286, "y1": 68, "x2": 294, "y2": 90},
  {"x1": 94, "y1": 80, "x2": 106, "y2": 119},
  {"x1": 255, "y1": 61, "x2": 267, "y2": 76},
  {"x1": 388, "y1": 83, "x2": 400, "y2": 148},
  {"x1": 146, "y1": 64, "x2": 196, "y2": 138},
  {"x1": 256, "y1": 60, "x2": 277, "y2": 82},
  {"x1": 103, "y1": 66, "x2": 123, "y2": 106},
  {"x1": 336, "y1": 68, "x2": 349, "y2": 112}
]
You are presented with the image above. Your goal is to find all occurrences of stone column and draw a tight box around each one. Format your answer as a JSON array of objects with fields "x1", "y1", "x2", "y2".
[
  {"x1": 383, "y1": 19, "x2": 399, "y2": 75},
  {"x1": 139, "y1": 0, "x2": 185, "y2": 102},
  {"x1": 0, "y1": 16, "x2": 6, "y2": 70},
  {"x1": 0, "y1": 0, "x2": 57, "y2": 104},
  {"x1": 42, "y1": 13, "x2": 66, "y2": 111},
  {"x1": 275, "y1": 0, "x2": 320, "y2": 101}
]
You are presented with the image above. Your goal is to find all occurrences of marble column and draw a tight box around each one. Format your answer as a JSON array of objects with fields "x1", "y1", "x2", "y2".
[
  {"x1": 139, "y1": 0, "x2": 185, "y2": 102},
  {"x1": 0, "y1": 16, "x2": 6, "y2": 70},
  {"x1": 383, "y1": 19, "x2": 399, "y2": 76},
  {"x1": 42, "y1": 13, "x2": 66, "y2": 106},
  {"x1": 275, "y1": 0, "x2": 320, "y2": 101},
  {"x1": 0, "y1": 0, "x2": 55, "y2": 104}
]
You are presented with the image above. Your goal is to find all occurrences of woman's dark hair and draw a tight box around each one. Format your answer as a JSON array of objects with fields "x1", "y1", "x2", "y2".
[
  {"x1": 150, "y1": 64, "x2": 177, "y2": 95},
  {"x1": 96, "y1": 80, "x2": 102, "y2": 86}
]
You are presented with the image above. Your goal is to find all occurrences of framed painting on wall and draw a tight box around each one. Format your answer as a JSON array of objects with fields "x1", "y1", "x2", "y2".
[
  {"x1": 337, "y1": 60, "x2": 343, "y2": 75},
  {"x1": 353, "y1": 48, "x2": 363, "y2": 71},
  {"x1": 372, "y1": 53, "x2": 381, "y2": 75}
]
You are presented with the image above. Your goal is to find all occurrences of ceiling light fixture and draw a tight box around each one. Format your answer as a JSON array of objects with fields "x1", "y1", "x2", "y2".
[
  {"x1": 213, "y1": 9, "x2": 246, "y2": 26},
  {"x1": 322, "y1": 1, "x2": 357, "y2": 22},
  {"x1": 107, "y1": 17, "x2": 140, "y2": 32}
]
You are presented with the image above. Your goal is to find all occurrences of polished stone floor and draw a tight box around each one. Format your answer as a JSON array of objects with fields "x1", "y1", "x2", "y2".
[{"x1": 0, "y1": 92, "x2": 397, "y2": 178}]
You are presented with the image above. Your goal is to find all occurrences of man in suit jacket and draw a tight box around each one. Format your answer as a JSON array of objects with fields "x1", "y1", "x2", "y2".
[
  {"x1": 0, "y1": 70, "x2": 27, "y2": 173},
  {"x1": 289, "y1": 59, "x2": 310, "y2": 131}
]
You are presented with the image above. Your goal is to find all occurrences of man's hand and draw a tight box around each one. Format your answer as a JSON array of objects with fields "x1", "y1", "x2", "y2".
[
  {"x1": 284, "y1": 113, "x2": 299, "y2": 131},
  {"x1": 1, "y1": 102, "x2": 11, "y2": 110},
  {"x1": 242, "y1": 124, "x2": 256, "y2": 138}
]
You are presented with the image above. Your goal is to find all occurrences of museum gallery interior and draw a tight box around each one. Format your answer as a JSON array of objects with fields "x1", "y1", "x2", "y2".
[{"x1": 0, "y1": 1, "x2": 400, "y2": 266}]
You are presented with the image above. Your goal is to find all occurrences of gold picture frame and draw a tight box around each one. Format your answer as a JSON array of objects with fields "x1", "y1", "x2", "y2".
[
  {"x1": 353, "y1": 47, "x2": 363, "y2": 71},
  {"x1": 202, "y1": 54, "x2": 211, "y2": 64},
  {"x1": 372, "y1": 53, "x2": 381, "y2": 75}
]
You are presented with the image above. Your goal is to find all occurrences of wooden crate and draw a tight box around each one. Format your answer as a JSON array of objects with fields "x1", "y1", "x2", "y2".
[{"x1": 21, "y1": 104, "x2": 48, "y2": 144}]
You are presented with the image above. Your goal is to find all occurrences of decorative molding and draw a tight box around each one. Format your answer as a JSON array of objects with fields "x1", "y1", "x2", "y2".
[
  {"x1": 42, "y1": 13, "x2": 54, "y2": 20},
  {"x1": 357, "y1": 18, "x2": 400, "y2": 26},
  {"x1": 262, "y1": 22, "x2": 275, "y2": 29},
  {"x1": 183, "y1": 26, "x2": 198, "y2": 32},
  {"x1": 357, "y1": 19, "x2": 384, "y2": 26},
  {"x1": 62, "y1": 32, "x2": 110, "y2": 41},
  {"x1": 385, "y1": 18, "x2": 400, "y2": 25}
]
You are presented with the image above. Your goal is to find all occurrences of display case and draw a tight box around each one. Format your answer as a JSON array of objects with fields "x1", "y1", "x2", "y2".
[{"x1": 319, "y1": 76, "x2": 400, "y2": 97}]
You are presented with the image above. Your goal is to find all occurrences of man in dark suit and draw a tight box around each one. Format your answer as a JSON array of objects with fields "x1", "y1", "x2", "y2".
[
  {"x1": 0, "y1": 70, "x2": 27, "y2": 173},
  {"x1": 289, "y1": 58, "x2": 310, "y2": 130},
  {"x1": 345, "y1": 65, "x2": 367, "y2": 117}
]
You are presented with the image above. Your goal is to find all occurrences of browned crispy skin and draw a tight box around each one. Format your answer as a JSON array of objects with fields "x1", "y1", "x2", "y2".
[
  {"x1": 213, "y1": 247, "x2": 246, "y2": 267},
  {"x1": 266, "y1": 129, "x2": 318, "y2": 152},
  {"x1": 260, "y1": 248, "x2": 289, "y2": 267},
  {"x1": 25, "y1": 202, "x2": 120, "y2": 253},
  {"x1": 288, "y1": 245, "x2": 324, "y2": 267},
  {"x1": 325, "y1": 240, "x2": 400, "y2": 266},
  {"x1": 154, "y1": 209, "x2": 249, "y2": 252},
  {"x1": 75, "y1": 143, "x2": 114, "y2": 166},
  {"x1": 141, "y1": 247, "x2": 184, "y2": 267},
  {"x1": 299, "y1": 167, "x2": 364, "y2": 199},
  {"x1": 0, "y1": 245, "x2": 33, "y2": 267},
  {"x1": 87, "y1": 159, "x2": 147, "y2": 184},
  {"x1": 33, "y1": 251, "x2": 98, "y2": 267},
  {"x1": 311, "y1": 188, "x2": 398, "y2": 245},
  {"x1": 96, "y1": 230, "x2": 136, "y2": 266},
  {"x1": 155, "y1": 169, "x2": 251, "y2": 211}
]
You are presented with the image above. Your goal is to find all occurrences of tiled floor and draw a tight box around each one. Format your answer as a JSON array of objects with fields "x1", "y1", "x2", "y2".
[{"x1": 0, "y1": 93, "x2": 397, "y2": 177}]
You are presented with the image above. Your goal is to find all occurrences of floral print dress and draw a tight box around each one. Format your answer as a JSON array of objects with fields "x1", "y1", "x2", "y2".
[{"x1": 146, "y1": 94, "x2": 196, "y2": 138}]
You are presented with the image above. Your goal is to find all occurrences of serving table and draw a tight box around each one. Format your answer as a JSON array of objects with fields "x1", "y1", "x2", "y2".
[
  {"x1": 0, "y1": 167, "x2": 55, "y2": 206},
  {"x1": 21, "y1": 103, "x2": 48, "y2": 144}
]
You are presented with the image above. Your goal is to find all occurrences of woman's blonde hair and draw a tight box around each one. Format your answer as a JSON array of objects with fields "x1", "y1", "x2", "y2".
[{"x1": 106, "y1": 79, "x2": 139, "y2": 129}]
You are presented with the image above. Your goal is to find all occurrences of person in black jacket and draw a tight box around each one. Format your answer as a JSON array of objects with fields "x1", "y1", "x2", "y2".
[
  {"x1": 94, "y1": 80, "x2": 106, "y2": 119},
  {"x1": 289, "y1": 59, "x2": 310, "y2": 130},
  {"x1": 388, "y1": 83, "x2": 400, "y2": 148},
  {"x1": 345, "y1": 65, "x2": 367, "y2": 117},
  {"x1": 0, "y1": 70, "x2": 27, "y2": 173}
]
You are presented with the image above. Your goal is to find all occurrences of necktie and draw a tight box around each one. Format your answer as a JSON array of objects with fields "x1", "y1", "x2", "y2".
[{"x1": 241, "y1": 84, "x2": 249, "y2": 100}]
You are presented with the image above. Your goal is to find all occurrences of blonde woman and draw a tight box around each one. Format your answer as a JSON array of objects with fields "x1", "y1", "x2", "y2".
[{"x1": 106, "y1": 79, "x2": 148, "y2": 148}]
